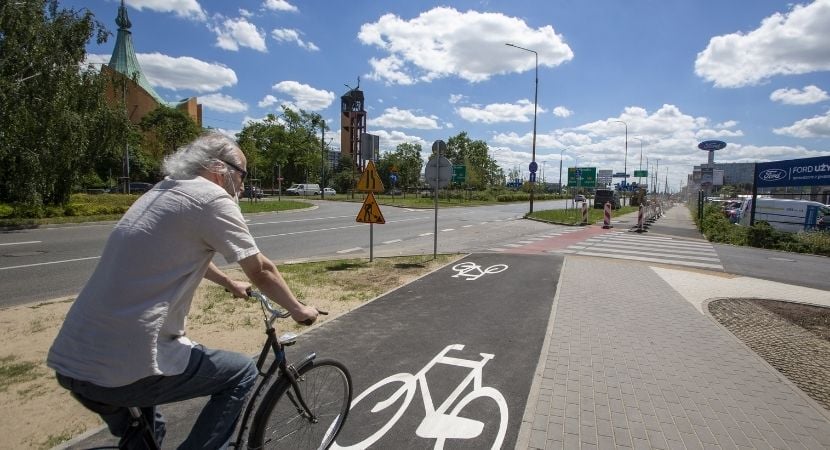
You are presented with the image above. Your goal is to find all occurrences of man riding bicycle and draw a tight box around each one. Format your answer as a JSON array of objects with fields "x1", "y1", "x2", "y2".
[{"x1": 47, "y1": 132, "x2": 318, "y2": 449}]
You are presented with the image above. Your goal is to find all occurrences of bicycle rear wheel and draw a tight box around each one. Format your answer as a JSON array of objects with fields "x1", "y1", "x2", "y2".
[{"x1": 248, "y1": 358, "x2": 352, "y2": 449}]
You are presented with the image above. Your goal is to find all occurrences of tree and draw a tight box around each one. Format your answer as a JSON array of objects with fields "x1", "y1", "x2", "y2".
[
  {"x1": 236, "y1": 106, "x2": 323, "y2": 188},
  {"x1": 139, "y1": 105, "x2": 201, "y2": 179},
  {"x1": 378, "y1": 142, "x2": 422, "y2": 194},
  {"x1": 445, "y1": 132, "x2": 502, "y2": 189},
  {"x1": 0, "y1": 0, "x2": 132, "y2": 211}
]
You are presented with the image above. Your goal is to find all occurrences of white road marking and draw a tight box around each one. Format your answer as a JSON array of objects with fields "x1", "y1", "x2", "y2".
[
  {"x1": 441, "y1": 228, "x2": 455, "y2": 232},
  {"x1": 0, "y1": 241, "x2": 41, "y2": 246},
  {"x1": 0, "y1": 256, "x2": 100, "y2": 271},
  {"x1": 337, "y1": 247, "x2": 362, "y2": 254},
  {"x1": 382, "y1": 239, "x2": 402, "y2": 244},
  {"x1": 419, "y1": 232, "x2": 434, "y2": 237}
]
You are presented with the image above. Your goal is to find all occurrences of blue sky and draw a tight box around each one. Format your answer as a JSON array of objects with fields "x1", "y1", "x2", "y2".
[{"x1": 69, "y1": 0, "x2": 830, "y2": 191}]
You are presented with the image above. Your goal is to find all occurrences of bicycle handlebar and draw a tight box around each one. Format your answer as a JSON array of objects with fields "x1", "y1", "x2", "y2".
[{"x1": 245, "y1": 289, "x2": 327, "y2": 326}]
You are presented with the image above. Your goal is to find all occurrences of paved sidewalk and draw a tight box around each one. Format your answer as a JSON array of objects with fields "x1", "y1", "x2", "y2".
[{"x1": 517, "y1": 256, "x2": 830, "y2": 450}]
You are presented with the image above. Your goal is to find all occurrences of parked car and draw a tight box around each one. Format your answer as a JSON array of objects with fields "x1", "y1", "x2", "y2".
[
  {"x1": 243, "y1": 186, "x2": 263, "y2": 199},
  {"x1": 110, "y1": 182, "x2": 154, "y2": 194},
  {"x1": 314, "y1": 187, "x2": 337, "y2": 195},
  {"x1": 593, "y1": 189, "x2": 620, "y2": 209},
  {"x1": 574, "y1": 194, "x2": 586, "y2": 202},
  {"x1": 285, "y1": 183, "x2": 320, "y2": 196}
]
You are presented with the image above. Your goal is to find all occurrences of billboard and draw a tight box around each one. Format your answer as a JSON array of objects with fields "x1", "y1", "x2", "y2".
[{"x1": 755, "y1": 155, "x2": 830, "y2": 188}]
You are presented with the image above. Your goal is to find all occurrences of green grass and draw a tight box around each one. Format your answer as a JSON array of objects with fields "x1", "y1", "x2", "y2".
[{"x1": 0, "y1": 355, "x2": 40, "y2": 392}]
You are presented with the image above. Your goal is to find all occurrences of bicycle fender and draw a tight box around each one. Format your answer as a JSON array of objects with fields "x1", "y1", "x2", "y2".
[{"x1": 290, "y1": 352, "x2": 318, "y2": 373}]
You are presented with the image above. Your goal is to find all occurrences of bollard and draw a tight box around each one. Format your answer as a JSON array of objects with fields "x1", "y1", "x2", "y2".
[
  {"x1": 581, "y1": 201, "x2": 589, "y2": 225},
  {"x1": 633, "y1": 204, "x2": 647, "y2": 233},
  {"x1": 602, "y1": 201, "x2": 613, "y2": 229}
]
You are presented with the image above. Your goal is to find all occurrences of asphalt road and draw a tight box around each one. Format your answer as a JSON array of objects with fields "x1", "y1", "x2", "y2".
[
  {"x1": 0, "y1": 199, "x2": 570, "y2": 307},
  {"x1": 68, "y1": 252, "x2": 563, "y2": 449}
]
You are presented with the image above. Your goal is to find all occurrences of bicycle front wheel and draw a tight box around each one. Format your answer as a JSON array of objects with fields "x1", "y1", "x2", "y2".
[{"x1": 248, "y1": 358, "x2": 352, "y2": 449}]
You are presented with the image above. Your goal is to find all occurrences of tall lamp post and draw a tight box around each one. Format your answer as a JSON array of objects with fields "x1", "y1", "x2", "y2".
[
  {"x1": 319, "y1": 119, "x2": 326, "y2": 199},
  {"x1": 612, "y1": 120, "x2": 628, "y2": 205},
  {"x1": 506, "y1": 43, "x2": 538, "y2": 213},
  {"x1": 558, "y1": 148, "x2": 567, "y2": 195},
  {"x1": 633, "y1": 137, "x2": 643, "y2": 187}
]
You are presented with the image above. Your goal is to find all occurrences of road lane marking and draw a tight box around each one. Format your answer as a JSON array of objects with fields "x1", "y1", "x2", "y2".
[
  {"x1": 337, "y1": 247, "x2": 362, "y2": 254},
  {"x1": 441, "y1": 228, "x2": 455, "y2": 232},
  {"x1": 382, "y1": 239, "x2": 402, "y2": 245},
  {"x1": 419, "y1": 232, "x2": 434, "y2": 237},
  {"x1": 0, "y1": 256, "x2": 100, "y2": 271},
  {"x1": 0, "y1": 241, "x2": 41, "y2": 246}
]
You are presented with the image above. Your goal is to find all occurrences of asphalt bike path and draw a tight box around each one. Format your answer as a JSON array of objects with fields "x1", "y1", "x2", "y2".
[{"x1": 65, "y1": 252, "x2": 562, "y2": 449}]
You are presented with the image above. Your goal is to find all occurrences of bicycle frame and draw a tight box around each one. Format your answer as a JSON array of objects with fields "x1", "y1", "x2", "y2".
[{"x1": 231, "y1": 292, "x2": 320, "y2": 448}]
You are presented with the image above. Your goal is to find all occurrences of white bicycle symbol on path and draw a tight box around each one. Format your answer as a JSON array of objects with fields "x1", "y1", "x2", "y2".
[
  {"x1": 451, "y1": 262, "x2": 509, "y2": 281},
  {"x1": 331, "y1": 344, "x2": 508, "y2": 449}
]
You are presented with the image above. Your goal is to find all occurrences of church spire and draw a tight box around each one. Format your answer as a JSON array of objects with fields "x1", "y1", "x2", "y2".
[{"x1": 108, "y1": 0, "x2": 166, "y2": 105}]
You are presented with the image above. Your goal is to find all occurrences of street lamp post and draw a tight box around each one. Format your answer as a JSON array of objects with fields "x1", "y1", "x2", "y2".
[
  {"x1": 612, "y1": 120, "x2": 628, "y2": 205},
  {"x1": 633, "y1": 137, "x2": 643, "y2": 187},
  {"x1": 558, "y1": 148, "x2": 567, "y2": 195},
  {"x1": 319, "y1": 119, "x2": 326, "y2": 199},
  {"x1": 506, "y1": 43, "x2": 538, "y2": 214}
]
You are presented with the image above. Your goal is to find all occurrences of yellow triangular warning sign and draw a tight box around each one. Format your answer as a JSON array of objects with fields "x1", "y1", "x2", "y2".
[
  {"x1": 356, "y1": 160, "x2": 384, "y2": 193},
  {"x1": 356, "y1": 192, "x2": 385, "y2": 224}
]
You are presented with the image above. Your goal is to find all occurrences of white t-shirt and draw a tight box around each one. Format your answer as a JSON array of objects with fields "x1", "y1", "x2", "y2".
[{"x1": 47, "y1": 176, "x2": 260, "y2": 387}]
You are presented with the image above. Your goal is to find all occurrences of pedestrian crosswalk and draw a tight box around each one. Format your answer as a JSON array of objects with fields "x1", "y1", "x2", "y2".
[{"x1": 556, "y1": 230, "x2": 723, "y2": 271}]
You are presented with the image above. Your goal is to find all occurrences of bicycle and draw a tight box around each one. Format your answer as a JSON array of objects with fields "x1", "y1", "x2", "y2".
[
  {"x1": 70, "y1": 290, "x2": 352, "y2": 449},
  {"x1": 331, "y1": 344, "x2": 507, "y2": 449}
]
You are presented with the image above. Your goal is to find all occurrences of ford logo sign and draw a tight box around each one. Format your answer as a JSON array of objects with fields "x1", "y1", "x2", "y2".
[
  {"x1": 759, "y1": 168, "x2": 787, "y2": 182},
  {"x1": 698, "y1": 140, "x2": 727, "y2": 151}
]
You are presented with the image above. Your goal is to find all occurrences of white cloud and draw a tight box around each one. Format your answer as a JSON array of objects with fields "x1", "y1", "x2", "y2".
[
  {"x1": 258, "y1": 94, "x2": 278, "y2": 108},
  {"x1": 372, "y1": 130, "x2": 427, "y2": 151},
  {"x1": 129, "y1": 0, "x2": 206, "y2": 21},
  {"x1": 456, "y1": 99, "x2": 544, "y2": 124},
  {"x1": 199, "y1": 93, "x2": 248, "y2": 113},
  {"x1": 553, "y1": 106, "x2": 573, "y2": 118},
  {"x1": 369, "y1": 107, "x2": 441, "y2": 129},
  {"x1": 358, "y1": 7, "x2": 573, "y2": 84},
  {"x1": 773, "y1": 111, "x2": 830, "y2": 138},
  {"x1": 88, "y1": 52, "x2": 237, "y2": 92},
  {"x1": 272, "y1": 28, "x2": 319, "y2": 51},
  {"x1": 239, "y1": 9, "x2": 253, "y2": 18},
  {"x1": 716, "y1": 120, "x2": 739, "y2": 129},
  {"x1": 695, "y1": 0, "x2": 830, "y2": 87},
  {"x1": 272, "y1": 81, "x2": 334, "y2": 110},
  {"x1": 770, "y1": 85, "x2": 830, "y2": 105},
  {"x1": 263, "y1": 0, "x2": 298, "y2": 12},
  {"x1": 449, "y1": 94, "x2": 465, "y2": 104},
  {"x1": 213, "y1": 17, "x2": 267, "y2": 52}
]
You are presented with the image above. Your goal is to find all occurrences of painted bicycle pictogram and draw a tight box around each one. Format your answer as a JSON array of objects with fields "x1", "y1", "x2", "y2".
[
  {"x1": 451, "y1": 261, "x2": 509, "y2": 281},
  {"x1": 331, "y1": 344, "x2": 508, "y2": 449}
]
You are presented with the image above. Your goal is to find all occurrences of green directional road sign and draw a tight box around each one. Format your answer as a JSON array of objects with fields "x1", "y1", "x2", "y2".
[
  {"x1": 452, "y1": 165, "x2": 466, "y2": 183},
  {"x1": 567, "y1": 167, "x2": 596, "y2": 188},
  {"x1": 634, "y1": 170, "x2": 648, "y2": 177}
]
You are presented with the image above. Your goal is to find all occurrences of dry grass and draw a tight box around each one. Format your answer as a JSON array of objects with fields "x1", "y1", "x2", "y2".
[{"x1": 0, "y1": 254, "x2": 460, "y2": 449}]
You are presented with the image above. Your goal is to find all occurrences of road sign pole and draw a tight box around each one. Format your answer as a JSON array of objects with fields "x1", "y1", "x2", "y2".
[
  {"x1": 434, "y1": 144, "x2": 440, "y2": 260},
  {"x1": 370, "y1": 223, "x2": 373, "y2": 262}
]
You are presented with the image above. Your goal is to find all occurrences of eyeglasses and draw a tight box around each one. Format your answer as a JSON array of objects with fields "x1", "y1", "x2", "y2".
[{"x1": 220, "y1": 160, "x2": 248, "y2": 180}]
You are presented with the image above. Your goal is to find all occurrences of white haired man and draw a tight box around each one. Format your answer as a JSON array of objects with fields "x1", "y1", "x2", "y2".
[{"x1": 47, "y1": 132, "x2": 317, "y2": 449}]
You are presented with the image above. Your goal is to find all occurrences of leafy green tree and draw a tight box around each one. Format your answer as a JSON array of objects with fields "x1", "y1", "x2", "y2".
[
  {"x1": 445, "y1": 132, "x2": 502, "y2": 189},
  {"x1": 138, "y1": 105, "x2": 201, "y2": 179},
  {"x1": 378, "y1": 142, "x2": 422, "y2": 194},
  {"x1": 236, "y1": 106, "x2": 324, "y2": 189},
  {"x1": 0, "y1": 0, "x2": 132, "y2": 212}
]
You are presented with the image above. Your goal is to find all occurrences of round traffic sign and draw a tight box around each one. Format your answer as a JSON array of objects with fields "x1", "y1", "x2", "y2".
[
  {"x1": 425, "y1": 156, "x2": 452, "y2": 188},
  {"x1": 529, "y1": 161, "x2": 538, "y2": 173},
  {"x1": 432, "y1": 140, "x2": 447, "y2": 154}
]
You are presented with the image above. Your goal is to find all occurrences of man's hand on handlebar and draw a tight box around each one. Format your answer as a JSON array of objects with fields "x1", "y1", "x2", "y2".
[
  {"x1": 292, "y1": 304, "x2": 319, "y2": 326},
  {"x1": 226, "y1": 279, "x2": 252, "y2": 299}
]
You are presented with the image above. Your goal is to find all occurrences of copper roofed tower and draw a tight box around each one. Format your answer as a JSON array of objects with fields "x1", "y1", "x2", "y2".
[
  {"x1": 102, "y1": 0, "x2": 202, "y2": 126},
  {"x1": 108, "y1": 0, "x2": 165, "y2": 104}
]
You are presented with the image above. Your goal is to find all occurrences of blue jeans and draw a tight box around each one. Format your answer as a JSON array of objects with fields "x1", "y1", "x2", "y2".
[{"x1": 57, "y1": 345, "x2": 258, "y2": 449}]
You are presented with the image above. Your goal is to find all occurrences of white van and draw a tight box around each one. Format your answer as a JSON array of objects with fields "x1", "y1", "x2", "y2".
[
  {"x1": 285, "y1": 183, "x2": 320, "y2": 196},
  {"x1": 739, "y1": 198, "x2": 830, "y2": 233}
]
